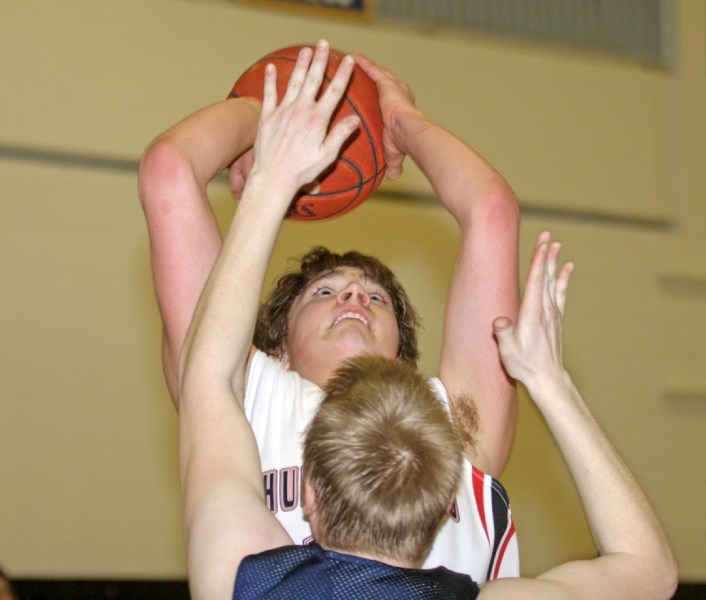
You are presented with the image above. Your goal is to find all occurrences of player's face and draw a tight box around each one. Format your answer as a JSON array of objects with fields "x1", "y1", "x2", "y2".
[{"x1": 284, "y1": 267, "x2": 400, "y2": 386}]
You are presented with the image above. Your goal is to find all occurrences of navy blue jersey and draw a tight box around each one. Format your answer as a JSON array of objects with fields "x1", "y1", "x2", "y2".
[{"x1": 234, "y1": 544, "x2": 480, "y2": 599}]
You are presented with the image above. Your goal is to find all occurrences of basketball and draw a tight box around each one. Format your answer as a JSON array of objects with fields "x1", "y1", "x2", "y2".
[{"x1": 228, "y1": 45, "x2": 386, "y2": 222}]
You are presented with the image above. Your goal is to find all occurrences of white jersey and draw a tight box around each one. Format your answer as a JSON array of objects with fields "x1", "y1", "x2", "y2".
[{"x1": 244, "y1": 350, "x2": 520, "y2": 582}]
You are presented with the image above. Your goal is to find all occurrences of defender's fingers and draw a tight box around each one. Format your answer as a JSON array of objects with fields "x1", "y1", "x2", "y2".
[
  {"x1": 555, "y1": 261, "x2": 574, "y2": 315},
  {"x1": 533, "y1": 231, "x2": 552, "y2": 298},
  {"x1": 543, "y1": 240, "x2": 562, "y2": 306},
  {"x1": 300, "y1": 40, "x2": 331, "y2": 101},
  {"x1": 493, "y1": 317, "x2": 521, "y2": 371},
  {"x1": 545, "y1": 241, "x2": 561, "y2": 282},
  {"x1": 535, "y1": 231, "x2": 551, "y2": 249},
  {"x1": 321, "y1": 115, "x2": 360, "y2": 160},
  {"x1": 318, "y1": 54, "x2": 355, "y2": 117},
  {"x1": 261, "y1": 63, "x2": 278, "y2": 114},
  {"x1": 492, "y1": 316, "x2": 513, "y2": 337},
  {"x1": 281, "y1": 45, "x2": 314, "y2": 104},
  {"x1": 519, "y1": 238, "x2": 550, "y2": 325}
]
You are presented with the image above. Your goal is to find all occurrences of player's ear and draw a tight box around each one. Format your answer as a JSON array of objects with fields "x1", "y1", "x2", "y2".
[{"x1": 302, "y1": 476, "x2": 317, "y2": 518}]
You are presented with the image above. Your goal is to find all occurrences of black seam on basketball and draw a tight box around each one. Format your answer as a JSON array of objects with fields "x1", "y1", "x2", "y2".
[
  {"x1": 293, "y1": 163, "x2": 386, "y2": 220},
  {"x1": 305, "y1": 166, "x2": 385, "y2": 198},
  {"x1": 338, "y1": 81, "x2": 381, "y2": 177},
  {"x1": 294, "y1": 157, "x2": 363, "y2": 219}
]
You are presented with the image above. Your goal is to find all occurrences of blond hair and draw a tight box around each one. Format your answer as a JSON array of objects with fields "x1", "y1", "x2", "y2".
[{"x1": 303, "y1": 355, "x2": 463, "y2": 565}]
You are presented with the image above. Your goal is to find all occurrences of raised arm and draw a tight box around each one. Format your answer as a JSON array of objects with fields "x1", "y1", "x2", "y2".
[
  {"x1": 138, "y1": 94, "x2": 261, "y2": 405},
  {"x1": 177, "y1": 42, "x2": 360, "y2": 600},
  {"x1": 355, "y1": 56, "x2": 520, "y2": 475},
  {"x1": 480, "y1": 233, "x2": 678, "y2": 600}
]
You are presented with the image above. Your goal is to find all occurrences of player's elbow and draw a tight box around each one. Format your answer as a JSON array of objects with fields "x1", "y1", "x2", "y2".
[
  {"x1": 479, "y1": 184, "x2": 519, "y2": 227},
  {"x1": 458, "y1": 183, "x2": 519, "y2": 238},
  {"x1": 138, "y1": 138, "x2": 195, "y2": 211},
  {"x1": 633, "y1": 541, "x2": 679, "y2": 600},
  {"x1": 654, "y1": 547, "x2": 679, "y2": 600}
]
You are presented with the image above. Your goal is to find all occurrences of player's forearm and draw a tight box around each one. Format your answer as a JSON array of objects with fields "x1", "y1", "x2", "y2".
[
  {"x1": 139, "y1": 146, "x2": 223, "y2": 402},
  {"x1": 143, "y1": 98, "x2": 260, "y2": 187},
  {"x1": 178, "y1": 171, "x2": 291, "y2": 404},
  {"x1": 395, "y1": 109, "x2": 517, "y2": 225},
  {"x1": 529, "y1": 374, "x2": 678, "y2": 594},
  {"x1": 434, "y1": 146, "x2": 520, "y2": 475}
]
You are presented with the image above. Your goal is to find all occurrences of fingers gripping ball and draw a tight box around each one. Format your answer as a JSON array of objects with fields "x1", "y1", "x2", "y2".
[{"x1": 229, "y1": 45, "x2": 386, "y2": 222}]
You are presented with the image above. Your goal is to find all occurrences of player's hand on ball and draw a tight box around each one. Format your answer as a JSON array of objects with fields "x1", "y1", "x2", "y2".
[{"x1": 353, "y1": 53, "x2": 416, "y2": 181}]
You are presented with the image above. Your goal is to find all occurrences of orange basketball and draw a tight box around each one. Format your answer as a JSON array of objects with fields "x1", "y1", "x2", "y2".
[{"x1": 229, "y1": 45, "x2": 386, "y2": 222}]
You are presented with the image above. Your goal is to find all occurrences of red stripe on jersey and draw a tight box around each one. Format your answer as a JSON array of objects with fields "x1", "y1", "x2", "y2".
[
  {"x1": 471, "y1": 465, "x2": 489, "y2": 542},
  {"x1": 492, "y1": 520, "x2": 516, "y2": 579}
]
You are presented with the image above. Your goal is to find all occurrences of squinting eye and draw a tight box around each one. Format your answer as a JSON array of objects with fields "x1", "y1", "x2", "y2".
[
  {"x1": 314, "y1": 287, "x2": 334, "y2": 297},
  {"x1": 370, "y1": 292, "x2": 386, "y2": 303}
]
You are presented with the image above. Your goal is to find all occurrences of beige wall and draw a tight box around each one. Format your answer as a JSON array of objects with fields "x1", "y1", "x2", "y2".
[{"x1": 1, "y1": 0, "x2": 704, "y2": 581}]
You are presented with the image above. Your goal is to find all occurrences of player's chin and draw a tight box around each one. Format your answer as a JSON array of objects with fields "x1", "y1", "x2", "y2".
[{"x1": 331, "y1": 338, "x2": 396, "y2": 364}]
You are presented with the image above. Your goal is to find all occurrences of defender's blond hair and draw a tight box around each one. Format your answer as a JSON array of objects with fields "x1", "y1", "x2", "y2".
[{"x1": 303, "y1": 355, "x2": 463, "y2": 565}]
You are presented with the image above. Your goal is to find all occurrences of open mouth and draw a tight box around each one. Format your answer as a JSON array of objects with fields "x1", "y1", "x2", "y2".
[{"x1": 332, "y1": 310, "x2": 370, "y2": 329}]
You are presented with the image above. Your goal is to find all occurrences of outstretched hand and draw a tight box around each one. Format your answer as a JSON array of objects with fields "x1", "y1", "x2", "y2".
[
  {"x1": 493, "y1": 232, "x2": 574, "y2": 391},
  {"x1": 250, "y1": 40, "x2": 360, "y2": 201}
]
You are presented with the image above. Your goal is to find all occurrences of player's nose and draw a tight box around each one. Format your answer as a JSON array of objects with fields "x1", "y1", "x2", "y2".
[{"x1": 337, "y1": 282, "x2": 370, "y2": 307}]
